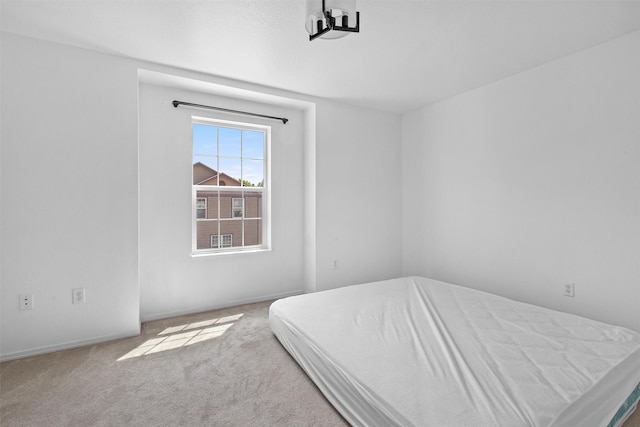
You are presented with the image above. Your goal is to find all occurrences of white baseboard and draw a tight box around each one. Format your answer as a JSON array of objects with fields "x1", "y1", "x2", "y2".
[
  {"x1": 0, "y1": 328, "x2": 141, "y2": 362},
  {"x1": 140, "y1": 289, "x2": 304, "y2": 322}
]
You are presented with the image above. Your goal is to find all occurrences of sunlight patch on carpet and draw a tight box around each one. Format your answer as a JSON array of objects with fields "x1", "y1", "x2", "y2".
[{"x1": 117, "y1": 313, "x2": 243, "y2": 361}]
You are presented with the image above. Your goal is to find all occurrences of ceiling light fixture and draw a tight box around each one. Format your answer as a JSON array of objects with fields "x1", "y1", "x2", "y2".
[{"x1": 306, "y1": 0, "x2": 360, "y2": 41}]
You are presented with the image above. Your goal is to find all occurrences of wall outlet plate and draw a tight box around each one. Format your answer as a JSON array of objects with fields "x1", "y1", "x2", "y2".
[
  {"x1": 19, "y1": 293, "x2": 33, "y2": 310},
  {"x1": 72, "y1": 288, "x2": 86, "y2": 304},
  {"x1": 563, "y1": 283, "x2": 575, "y2": 297}
]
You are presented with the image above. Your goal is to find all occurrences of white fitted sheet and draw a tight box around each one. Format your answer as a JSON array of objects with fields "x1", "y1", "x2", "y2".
[{"x1": 269, "y1": 277, "x2": 640, "y2": 427}]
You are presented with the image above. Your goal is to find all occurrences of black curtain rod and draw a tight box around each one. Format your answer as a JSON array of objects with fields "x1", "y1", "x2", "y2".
[{"x1": 172, "y1": 100, "x2": 288, "y2": 124}]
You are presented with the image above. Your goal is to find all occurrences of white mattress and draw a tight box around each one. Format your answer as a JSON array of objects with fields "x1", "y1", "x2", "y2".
[{"x1": 270, "y1": 276, "x2": 640, "y2": 427}]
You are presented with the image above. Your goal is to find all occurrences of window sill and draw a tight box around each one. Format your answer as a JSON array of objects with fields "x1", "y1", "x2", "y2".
[{"x1": 191, "y1": 247, "x2": 272, "y2": 258}]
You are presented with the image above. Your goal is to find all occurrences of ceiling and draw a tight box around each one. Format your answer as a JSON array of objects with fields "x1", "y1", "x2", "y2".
[{"x1": 2, "y1": 0, "x2": 640, "y2": 114}]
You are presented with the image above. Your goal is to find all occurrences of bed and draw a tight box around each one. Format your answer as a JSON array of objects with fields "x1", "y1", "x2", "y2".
[{"x1": 269, "y1": 276, "x2": 640, "y2": 426}]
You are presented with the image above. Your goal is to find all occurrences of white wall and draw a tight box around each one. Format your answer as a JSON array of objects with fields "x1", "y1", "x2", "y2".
[
  {"x1": 402, "y1": 31, "x2": 640, "y2": 331},
  {"x1": 0, "y1": 33, "x2": 403, "y2": 358},
  {"x1": 1, "y1": 34, "x2": 141, "y2": 359},
  {"x1": 315, "y1": 100, "x2": 403, "y2": 290}
]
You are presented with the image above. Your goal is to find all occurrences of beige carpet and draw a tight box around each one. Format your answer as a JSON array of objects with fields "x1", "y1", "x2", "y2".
[
  {"x1": 1, "y1": 301, "x2": 348, "y2": 426},
  {"x1": 1, "y1": 300, "x2": 639, "y2": 427}
]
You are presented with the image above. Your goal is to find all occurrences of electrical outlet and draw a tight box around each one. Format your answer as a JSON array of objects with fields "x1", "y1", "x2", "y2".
[
  {"x1": 72, "y1": 288, "x2": 86, "y2": 304},
  {"x1": 563, "y1": 283, "x2": 575, "y2": 298},
  {"x1": 19, "y1": 293, "x2": 33, "y2": 310}
]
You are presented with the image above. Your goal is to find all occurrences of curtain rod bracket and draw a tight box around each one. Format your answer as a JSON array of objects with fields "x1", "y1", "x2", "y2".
[{"x1": 172, "y1": 100, "x2": 288, "y2": 124}]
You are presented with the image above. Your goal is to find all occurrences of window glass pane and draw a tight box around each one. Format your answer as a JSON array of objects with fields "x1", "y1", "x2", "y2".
[
  {"x1": 242, "y1": 159, "x2": 264, "y2": 187},
  {"x1": 244, "y1": 219, "x2": 262, "y2": 246},
  {"x1": 193, "y1": 124, "x2": 217, "y2": 156},
  {"x1": 218, "y1": 158, "x2": 241, "y2": 186},
  {"x1": 219, "y1": 219, "x2": 242, "y2": 247},
  {"x1": 218, "y1": 127, "x2": 241, "y2": 157},
  {"x1": 242, "y1": 131, "x2": 264, "y2": 159},
  {"x1": 193, "y1": 156, "x2": 218, "y2": 185},
  {"x1": 196, "y1": 220, "x2": 218, "y2": 250},
  {"x1": 193, "y1": 155, "x2": 217, "y2": 170},
  {"x1": 243, "y1": 190, "x2": 262, "y2": 218},
  {"x1": 214, "y1": 192, "x2": 237, "y2": 219},
  {"x1": 196, "y1": 191, "x2": 217, "y2": 219}
]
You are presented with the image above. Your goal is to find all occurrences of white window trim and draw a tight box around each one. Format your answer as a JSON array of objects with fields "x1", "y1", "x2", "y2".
[{"x1": 192, "y1": 116, "x2": 271, "y2": 256}]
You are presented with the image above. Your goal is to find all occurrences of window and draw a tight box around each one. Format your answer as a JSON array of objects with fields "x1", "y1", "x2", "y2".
[
  {"x1": 196, "y1": 198, "x2": 207, "y2": 219},
  {"x1": 211, "y1": 234, "x2": 233, "y2": 248},
  {"x1": 232, "y1": 198, "x2": 244, "y2": 218},
  {"x1": 192, "y1": 117, "x2": 269, "y2": 254}
]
